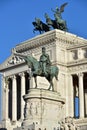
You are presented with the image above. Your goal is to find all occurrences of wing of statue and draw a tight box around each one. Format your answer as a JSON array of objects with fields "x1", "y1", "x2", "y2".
[{"x1": 60, "y1": 2, "x2": 68, "y2": 13}]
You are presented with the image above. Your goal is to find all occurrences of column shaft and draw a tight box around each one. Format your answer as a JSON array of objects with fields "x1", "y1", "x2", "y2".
[
  {"x1": 20, "y1": 72, "x2": 25, "y2": 120},
  {"x1": 65, "y1": 74, "x2": 69, "y2": 117},
  {"x1": 79, "y1": 73, "x2": 84, "y2": 118},
  {"x1": 2, "y1": 77, "x2": 9, "y2": 120},
  {"x1": 5, "y1": 83, "x2": 9, "y2": 120},
  {"x1": 68, "y1": 75, "x2": 74, "y2": 117},
  {"x1": 12, "y1": 75, "x2": 17, "y2": 121},
  {"x1": 2, "y1": 76, "x2": 6, "y2": 120}
]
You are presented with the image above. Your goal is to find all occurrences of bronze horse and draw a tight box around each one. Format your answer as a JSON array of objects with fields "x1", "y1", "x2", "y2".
[
  {"x1": 13, "y1": 52, "x2": 59, "y2": 91},
  {"x1": 44, "y1": 13, "x2": 67, "y2": 31},
  {"x1": 32, "y1": 18, "x2": 50, "y2": 34},
  {"x1": 44, "y1": 13, "x2": 59, "y2": 29}
]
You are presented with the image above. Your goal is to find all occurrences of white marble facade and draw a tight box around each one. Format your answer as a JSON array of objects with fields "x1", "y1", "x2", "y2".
[{"x1": 0, "y1": 29, "x2": 87, "y2": 130}]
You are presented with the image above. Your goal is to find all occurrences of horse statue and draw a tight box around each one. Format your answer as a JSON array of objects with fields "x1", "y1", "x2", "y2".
[
  {"x1": 13, "y1": 51, "x2": 59, "y2": 91},
  {"x1": 44, "y1": 13, "x2": 59, "y2": 29},
  {"x1": 54, "y1": 13, "x2": 67, "y2": 31},
  {"x1": 32, "y1": 17, "x2": 50, "y2": 34}
]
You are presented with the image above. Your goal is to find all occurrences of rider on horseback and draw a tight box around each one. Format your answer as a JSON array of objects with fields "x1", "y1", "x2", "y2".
[{"x1": 39, "y1": 47, "x2": 51, "y2": 76}]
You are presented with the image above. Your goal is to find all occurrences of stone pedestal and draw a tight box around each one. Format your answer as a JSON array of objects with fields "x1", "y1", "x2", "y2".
[{"x1": 14, "y1": 88, "x2": 65, "y2": 130}]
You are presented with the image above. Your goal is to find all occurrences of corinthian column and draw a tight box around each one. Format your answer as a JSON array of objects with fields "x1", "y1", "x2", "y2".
[
  {"x1": 68, "y1": 74, "x2": 74, "y2": 117},
  {"x1": 5, "y1": 77, "x2": 9, "y2": 120},
  {"x1": 78, "y1": 73, "x2": 84, "y2": 118},
  {"x1": 2, "y1": 76, "x2": 6, "y2": 120},
  {"x1": 19, "y1": 72, "x2": 25, "y2": 120},
  {"x1": 2, "y1": 77, "x2": 9, "y2": 120},
  {"x1": 12, "y1": 75, "x2": 17, "y2": 122}
]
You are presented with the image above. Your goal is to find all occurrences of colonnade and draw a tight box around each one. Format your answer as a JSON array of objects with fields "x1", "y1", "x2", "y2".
[
  {"x1": 70, "y1": 72, "x2": 87, "y2": 118},
  {"x1": 3, "y1": 72, "x2": 30, "y2": 122},
  {"x1": 2, "y1": 71, "x2": 87, "y2": 123}
]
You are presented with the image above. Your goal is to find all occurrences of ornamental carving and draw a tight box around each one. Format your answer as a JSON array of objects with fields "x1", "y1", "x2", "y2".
[{"x1": 8, "y1": 55, "x2": 24, "y2": 65}]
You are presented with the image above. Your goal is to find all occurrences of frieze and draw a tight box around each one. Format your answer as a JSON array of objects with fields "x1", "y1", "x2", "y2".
[
  {"x1": 68, "y1": 64, "x2": 87, "y2": 73},
  {"x1": 67, "y1": 58, "x2": 87, "y2": 66}
]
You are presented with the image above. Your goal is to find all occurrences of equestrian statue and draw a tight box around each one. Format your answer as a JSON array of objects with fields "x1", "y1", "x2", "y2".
[{"x1": 12, "y1": 47, "x2": 59, "y2": 91}]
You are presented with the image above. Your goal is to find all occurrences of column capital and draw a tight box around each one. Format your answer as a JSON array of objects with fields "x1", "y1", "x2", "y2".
[
  {"x1": 78, "y1": 72, "x2": 84, "y2": 77},
  {"x1": 11, "y1": 75, "x2": 16, "y2": 80},
  {"x1": 19, "y1": 72, "x2": 25, "y2": 77},
  {"x1": 4, "y1": 77, "x2": 10, "y2": 89},
  {"x1": 76, "y1": 72, "x2": 84, "y2": 77}
]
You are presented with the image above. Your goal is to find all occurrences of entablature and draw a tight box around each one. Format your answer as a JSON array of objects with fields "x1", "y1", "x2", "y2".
[{"x1": 14, "y1": 29, "x2": 87, "y2": 53}]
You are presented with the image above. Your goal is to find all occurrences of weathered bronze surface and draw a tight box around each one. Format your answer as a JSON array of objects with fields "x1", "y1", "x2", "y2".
[
  {"x1": 13, "y1": 48, "x2": 59, "y2": 91},
  {"x1": 32, "y1": 18, "x2": 50, "y2": 34},
  {"x1": 32, "y1": 3, "x2": 68, "y2": 33}
]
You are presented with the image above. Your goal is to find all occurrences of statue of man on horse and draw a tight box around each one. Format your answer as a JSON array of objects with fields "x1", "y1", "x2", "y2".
[{"x1": 12, "y1": 47, "x2": 59, "y2": 91}]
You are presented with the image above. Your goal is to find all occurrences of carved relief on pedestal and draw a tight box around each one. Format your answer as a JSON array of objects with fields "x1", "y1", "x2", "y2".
[
  {"x1": 60, "y1": 117, "x2": 79, "y2": 130},
  {"x1": 24, "y1": 100, "x2": 45, "y2": 119}
]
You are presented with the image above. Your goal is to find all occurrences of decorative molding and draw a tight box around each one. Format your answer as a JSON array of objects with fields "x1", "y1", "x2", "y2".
[
  {"x1": 68, "y1": 64, "x2": 87, "y2": 73},
  {"x1": 14, "y1": 29, "x2": 87, "y2": 53}
]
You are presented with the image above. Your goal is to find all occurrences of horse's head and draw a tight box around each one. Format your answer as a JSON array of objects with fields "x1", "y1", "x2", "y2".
[
  {"x1": 44, "y1": 13, "x2": 49, "y2": 19},
  {"x1": 32, "y1": 22, "x2": 37, "y2": 27},
  {"x1": 25, "y1": 56, "x2": 39, "y2": 70}
]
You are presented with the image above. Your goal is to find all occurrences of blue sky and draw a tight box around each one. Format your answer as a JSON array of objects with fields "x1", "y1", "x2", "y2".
[
  {"x1": 0, "y1": 0, "x2": 87, "y2": 120},
  {"x1": 0, "y1": 0, "x2": 87, "y2": 63}
]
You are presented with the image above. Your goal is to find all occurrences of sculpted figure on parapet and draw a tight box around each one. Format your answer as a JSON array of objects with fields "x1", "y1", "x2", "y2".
[
  {"x1": 60, "y1": 117, "x2": 79, "y2": 130},
  {"x1": 51, "y1": 3, "x2": 68, "y2": 31}
]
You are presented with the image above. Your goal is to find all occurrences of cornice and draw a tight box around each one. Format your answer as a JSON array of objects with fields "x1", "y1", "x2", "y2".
[
  {"x1": 56, "y1": 30, "x2": 87, "y2": 49},
  {"x1": 14, "y1": 29, "x2": 87, "y2": 52},
  {"x1": 15, "y1": 30, "x2": 58, "y2": 52}
]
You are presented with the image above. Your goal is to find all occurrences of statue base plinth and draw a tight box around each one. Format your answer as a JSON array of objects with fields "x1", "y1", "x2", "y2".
[{"x1": 14, "y1": 88, "x2": 65, "y2": 130}]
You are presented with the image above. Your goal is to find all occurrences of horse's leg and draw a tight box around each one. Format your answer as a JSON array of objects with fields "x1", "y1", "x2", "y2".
[
  {"x1": 34, "y1": 76, "x2": 37, "y2": 88},
  {"x1": 48, "y1": 77, "x2": 54, "y2": 91},
  {"x1": 33, "y1": 29, "x2": 36, "y2": 33},
  {"x1": 50, "y1": 80, "x2": 54, "y2": 91},
  {"x1": 55, "y1": 74, "x2": 58, "y2": 81},
  {"x1": 48, "y1": 83, "x2": 51, "y2": 90},
  {"x1": 29, "y1": 71, "x2": 33, "y2": 79}
]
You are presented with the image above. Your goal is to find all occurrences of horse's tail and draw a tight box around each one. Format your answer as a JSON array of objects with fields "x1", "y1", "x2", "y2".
[
  {"x1": 55, "y1": 75, "x2": 58, "y2": 80},
  {"x1": 33, "y1": 29, "x2": 35, "y2": 34},
  {"x1": 55, "y1": 67, "x2": 59, "y2": 81}
]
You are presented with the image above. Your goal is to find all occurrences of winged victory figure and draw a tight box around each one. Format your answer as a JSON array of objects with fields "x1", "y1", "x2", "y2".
[{"x1": 51, "y1": 2, "x2": 68, "y2": 31}]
